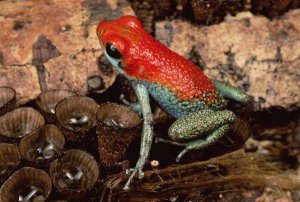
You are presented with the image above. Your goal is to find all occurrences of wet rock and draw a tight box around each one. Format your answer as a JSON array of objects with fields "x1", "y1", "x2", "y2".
[
  {"x1": 0, "y1": 0, "x2": 134, "y2": 103},
  {"x1": 255, "y1": 187, "x2": 294, "y2": 202},
  {"x1": 44, "y1": 50, "x2": 116, "y2": 95},
  {"x1": 155, "y1": 10, "x2": 300, "y2": 110},
  {"x1": 32, "y1": 35, "x2": 61, "y2": 92},
  {"x1": 0, "y1": 0, "x2": 87, "y2": 66},
  {"x1": 184, "y1": 0, "x2": 244, "y2": 24},
  {"x1": 251, "y1": 0, "x2": 300, "y2": 18},
  {"x1": 130, "y1": 0, "x2": 299, "y2": 28},
  {"x1": 32, "y1": 35, "x2": 61, "y2": 66},
  {"x1": 84, "y1": 0, "x2": 135, "y2": 50},
  {"x1": 0, "y1": 65, "x2": 40, "y2": 104}
]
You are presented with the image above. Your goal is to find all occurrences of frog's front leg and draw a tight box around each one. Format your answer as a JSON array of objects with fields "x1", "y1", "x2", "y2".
[
  {"x1": 124, "y1": 81, "x2": 153, "y2": 190},
  {"x1": 157, "y1": 109, "x2": 235, "y2": 162}
]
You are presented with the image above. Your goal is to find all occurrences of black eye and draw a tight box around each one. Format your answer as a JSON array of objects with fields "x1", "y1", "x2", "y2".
[{"x1": 106, "y1": 43, "x2": 122, "y2": 59}]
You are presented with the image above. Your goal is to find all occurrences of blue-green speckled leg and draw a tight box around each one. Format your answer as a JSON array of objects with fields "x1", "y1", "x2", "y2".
[
  {"x1": 157, "y1": 109, "x2": 235, "y2": 161},
  {"x1": 156, "y1": 124, "x2": 230, "y2": 161},
  {"x1": 123, "y1": 82, "x2": 153, "y2": 190},
  {"x1": 175, "y1": 124, "x2": 229, "y2": 161},
  {"x1": 212, "y1": 79, "x2": 251, "y2": 104}
]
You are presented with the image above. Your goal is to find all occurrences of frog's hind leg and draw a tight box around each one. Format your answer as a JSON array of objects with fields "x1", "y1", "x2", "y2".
[
  {"x1": 175, "y1": 124, "x2": 230, "y2": 162},
  {"x1": 156, "y1": 109, "x2": 236, "y2": 162}
]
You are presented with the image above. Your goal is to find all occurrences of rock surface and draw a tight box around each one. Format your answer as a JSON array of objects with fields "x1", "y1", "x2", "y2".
[
  {"x1": 155, "y1": 10, "x2": 300, "y2": 110},
  {"x1": 0, "y1": 65, "x2": 40, "y2": 104},
  {"x1": 0, "y1": 0, "x2": 134, "y2": 104},
  {"x1": 129, "y1": 0, "x2": 300, "y2": 30},
  {"x1": 0, "y1": 0, "x2": 299, "y2": 110}
]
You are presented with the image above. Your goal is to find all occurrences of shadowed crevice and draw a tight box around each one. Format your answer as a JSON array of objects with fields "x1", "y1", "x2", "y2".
[{"x1": 32, "y1": 34, "x2": 61, "y2": 92}]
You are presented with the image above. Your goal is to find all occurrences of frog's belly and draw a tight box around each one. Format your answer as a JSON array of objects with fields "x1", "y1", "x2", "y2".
[{"x1": 143, "y1": 82, "x2": 224, "y2": 118}]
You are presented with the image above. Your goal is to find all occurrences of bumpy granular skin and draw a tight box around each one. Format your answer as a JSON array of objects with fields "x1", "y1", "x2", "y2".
[
  {"x1": 169, "y1": 110, "x2": 235, "y2": 141},
  {"x1": 97, "y1": 16, "x2": 226, "y2": 118}
]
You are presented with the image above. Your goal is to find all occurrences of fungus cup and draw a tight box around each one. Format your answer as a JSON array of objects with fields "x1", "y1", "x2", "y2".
[
  {"x1": 0, "y1": 143, "x2": 21, "y2": 183},
  {"x1": 0, "y1": 86, "x2": 16, "y2": 116},
  {"x1": 49, "y1": 149, "x2": 99, "y2": 199},
  {"x1": 96, "y1": 103, "x2": 142, "y2": 169},
  {"x1": 0, "y1": 107, "x2": 45, "y2": 143},
  {"x1": 55, "y1": 96, "x2": 99, "y2": 146},
  {"x1": 0, "y1": 167, "x2": 52, "y2": 202},
  {"x1": 19, "y1": 124, "x2": 65, "y2": 168}
]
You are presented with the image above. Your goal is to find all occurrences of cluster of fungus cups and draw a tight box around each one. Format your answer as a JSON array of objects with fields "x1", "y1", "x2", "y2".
[
  {"x1": 0, "y1": 87, "x2": 142, "y2": 199},
  {"x1": 49, "y1": 149, "x2": 99, "y2": 199},
  {"x1": 0, "y1": 107, "x2": 45, "y2": 143},
  {"x1": 96, "y1": 103, "x2": 142, "y2": 169},
  {"x1": 55, "y1": 96, "x2": 99, "y2": 145},
  {"x1": 0, "y1": 87, "x2": 16, "y2": 116}
]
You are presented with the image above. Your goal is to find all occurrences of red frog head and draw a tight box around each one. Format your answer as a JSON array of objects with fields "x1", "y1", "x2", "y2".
[{"x1": 97, "y1": 16, "x2": 150, "y2": 75}]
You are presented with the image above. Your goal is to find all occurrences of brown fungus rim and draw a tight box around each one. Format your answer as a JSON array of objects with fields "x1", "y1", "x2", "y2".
[
  {"x1": 0, "y1": 107, "x2": 45, "y2": 138},
  {"x1": 55, "y1": 96, "x2": 100, "y2": 131},
  {"x1": 97, "y1": 102, "x2": 142, "y2": 129},
  {"x1": 35, "y1": 89, "x2": 77, "y2": 114},
  {"x1": 0, "y1": 143, "x2": 21, "y2": 163},
  {"x1": 19, "y1": 124, "x2": 65, "y2": 162},
  {"x1": 49, "y1": 149, "x2": 99, "y2": 190},
  {"x1": 0, "y1": 167, "x2": 52, "y2": 202},
  {"x1": 0, "y1": 86, "x2": 16, "y2": 108}
]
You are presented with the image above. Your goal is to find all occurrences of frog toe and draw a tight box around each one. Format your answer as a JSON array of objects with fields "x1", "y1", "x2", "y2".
[{"x1": 175, "y1": 124, "x2": 230, "y2": 161}]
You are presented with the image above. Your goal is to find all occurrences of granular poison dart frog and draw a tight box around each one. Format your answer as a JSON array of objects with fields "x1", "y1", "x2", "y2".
[{"x1": 97, "y1": 16, "x2": 251, "y2": 190}]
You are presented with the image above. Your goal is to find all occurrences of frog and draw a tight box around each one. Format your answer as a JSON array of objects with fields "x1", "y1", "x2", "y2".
[{"x1": 96, "y1": 16, "x2": 251, "y2": 190}]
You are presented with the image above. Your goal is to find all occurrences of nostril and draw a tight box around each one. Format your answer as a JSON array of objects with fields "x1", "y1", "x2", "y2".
[{"x1": 97, "y1": 29, "x2": 106, "y2": 37}]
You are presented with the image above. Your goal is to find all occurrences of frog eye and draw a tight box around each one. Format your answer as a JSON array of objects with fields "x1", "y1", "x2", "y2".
[{"x1": 105, "y1": 43, "x2": 122, "y2": 59}]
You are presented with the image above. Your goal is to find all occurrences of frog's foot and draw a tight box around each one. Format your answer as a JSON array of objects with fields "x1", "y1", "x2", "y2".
[
  {"x1": 123, "y1": 158, "x2": 145, "y2": 190},
  {"x1": 155, "y1": 138, "x2": 184, "y2": 147},
  {"x1": 119, "y1": 94, "x2": 142, "y2": 114},
  {"x1": 155, "y1": 138, "x2": 187, "y2": 162}
]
